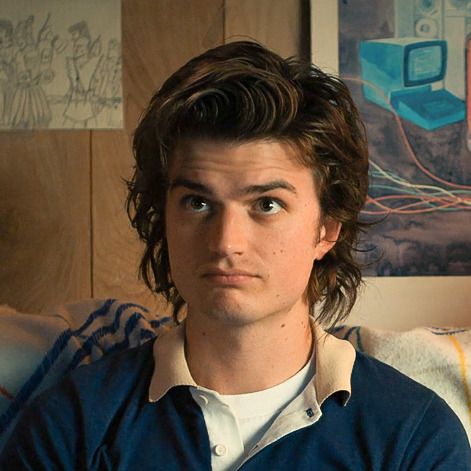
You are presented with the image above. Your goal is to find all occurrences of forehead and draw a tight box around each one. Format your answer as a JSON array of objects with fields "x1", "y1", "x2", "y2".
[{"x1": 169, "y1": 138, "x2": 308, "y2": 176}]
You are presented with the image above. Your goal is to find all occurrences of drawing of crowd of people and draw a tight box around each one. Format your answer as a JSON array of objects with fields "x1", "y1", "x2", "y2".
[{"x1": 0, "y1": 14, "x2": 121, "y2": 129}]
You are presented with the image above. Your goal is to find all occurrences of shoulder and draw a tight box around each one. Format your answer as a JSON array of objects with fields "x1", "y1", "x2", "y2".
[
  {"x1": 68, "y1": 337, "x2": 156, "y2": 384},
  {"x1": 22, "y1": 338, "x2": 156, "y2": 416},
  {"x1": 0, "y1": 339, "x2": 158, "y2": 467},
  {"x1": 15, "y1": 339, "x2": 156, "y2": 430},
  {"x1": 351, "y1": 350, "x2": 447, "y2": 414},
  {"x1": 352, "y1": 350, "x2": 432, "y2": 395},
  {"x1": 349, "y1": 352, "x2": 470, "y2": 468},
  {"x1": 43, "y1": 338, "x2": 158, "y2": 415}
]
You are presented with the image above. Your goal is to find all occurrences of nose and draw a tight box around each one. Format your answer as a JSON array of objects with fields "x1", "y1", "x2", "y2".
[{"x1": 207, "y1": 205, "x2": 248, "y2": 257}]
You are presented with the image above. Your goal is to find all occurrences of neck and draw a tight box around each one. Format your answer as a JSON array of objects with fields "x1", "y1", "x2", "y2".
[{"x1": 184, "y1": 306, "x2": 313, "y2": 394}]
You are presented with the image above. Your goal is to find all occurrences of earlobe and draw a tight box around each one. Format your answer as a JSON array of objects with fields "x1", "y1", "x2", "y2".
[{"x1": 314, "y1": 219, "x2": 342, "y2": 261}]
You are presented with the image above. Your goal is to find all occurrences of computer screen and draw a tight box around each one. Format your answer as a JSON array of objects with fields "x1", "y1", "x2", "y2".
[{"x1": 405, "y1": 42, "x2": 446, "y2": 87}]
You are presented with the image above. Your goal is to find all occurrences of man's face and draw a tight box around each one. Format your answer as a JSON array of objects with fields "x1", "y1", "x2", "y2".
[{"x1": 165, "y1": 138, "x2": 339, "y2": 326}]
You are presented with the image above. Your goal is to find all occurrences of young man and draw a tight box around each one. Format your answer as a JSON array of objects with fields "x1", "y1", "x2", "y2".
[{"x1": 1, "y1": 42, "x2": 469, "y2": 469}]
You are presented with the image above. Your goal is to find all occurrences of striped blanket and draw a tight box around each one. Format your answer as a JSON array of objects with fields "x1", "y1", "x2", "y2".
[{"x1": 0, "y1": 299, "x2": 469, "y2": 451}]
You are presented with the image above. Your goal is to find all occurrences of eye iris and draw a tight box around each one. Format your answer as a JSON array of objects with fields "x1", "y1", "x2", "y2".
[
  {"x1": 190, "y1": 197, "x2": 205, "y2": 210},
  {"x1": 261, "y1": 199, "x2": 275, "y2": 212}
]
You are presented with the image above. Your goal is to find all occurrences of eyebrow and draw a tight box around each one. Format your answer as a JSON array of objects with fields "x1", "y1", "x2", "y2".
[{"x1": 168, "y1": 177, "x2": 297, "y2": 196}]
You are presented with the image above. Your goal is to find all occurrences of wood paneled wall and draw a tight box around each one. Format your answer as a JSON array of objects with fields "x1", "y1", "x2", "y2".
[{"x1": 0, "y1": 0, "x2": 304, "y2": 313}]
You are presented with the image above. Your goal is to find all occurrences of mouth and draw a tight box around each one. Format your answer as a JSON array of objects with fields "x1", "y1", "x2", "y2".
[{"x1": 201, "y1": 269, "x2": 258, "y2": 285}]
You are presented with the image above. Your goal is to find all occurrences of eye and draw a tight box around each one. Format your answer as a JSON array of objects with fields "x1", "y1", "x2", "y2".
[
  {"x1": 255, "y1": 197, "x2": 283, "y2": 215},
  {"x1": 183, "y1": 195, "x2": 210, "y2": 213}
]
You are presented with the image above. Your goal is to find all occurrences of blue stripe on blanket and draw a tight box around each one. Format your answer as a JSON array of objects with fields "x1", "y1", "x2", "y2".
[
  {"x1": 328, "y1": 325, "x2": 345, "y2": 335},
  {"x1": 65, "y1": 312, "x2": 172, "y2": 370},
  {"x1": 342, "y1": 326, "x2": 358, "y2": 342},
  {"x1": 65, "y1": 304, "x2": 143, "y2": 372},
  {"x1": 337, "y1": 326, "x2": 365, "y2": 352},
  {"x1": 354, "y1": 327, "x2": 365, "y2": 352},
  {"x1": 428, "y1": 327, "x2": 469, "y2": 336},
  {"x1": 0, "y1": 300, "x2": 164, "y2": 435},
  {"x1": 101, "y1": 314, "x2": 171, "y2": 356}
]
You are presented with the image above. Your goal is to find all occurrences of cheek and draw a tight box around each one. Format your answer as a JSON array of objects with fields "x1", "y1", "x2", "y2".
[
  {"x1": 165, "y1": 210, "x2": 187, "y2": 270},
  {"x1": 166, "y1": 228, "x2": 189, "y2": 266},
  {"x1": 166, "y1": 214, "x2": 203, "y2": 271},
  {"x1": 265, "y1": 227, "x2": 316, "y2": 278}
]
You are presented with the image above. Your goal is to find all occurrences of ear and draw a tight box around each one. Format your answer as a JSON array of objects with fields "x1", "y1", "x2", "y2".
[{"x1": 314, "y1": 217, "x2": 342, "y2": 261}]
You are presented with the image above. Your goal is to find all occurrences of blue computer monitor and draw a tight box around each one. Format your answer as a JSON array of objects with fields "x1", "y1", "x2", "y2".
[
  {"x1": 360, "y1": 38, "x2": 446, "y2": 104},
  {"x1": 360, "y1": 37, "x2": 464, "y2": 130}
]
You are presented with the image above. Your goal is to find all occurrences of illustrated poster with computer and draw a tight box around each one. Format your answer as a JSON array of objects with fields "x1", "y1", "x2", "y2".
[{"x1": 339, "y1": 0, "x2": 471, "y2": 276}]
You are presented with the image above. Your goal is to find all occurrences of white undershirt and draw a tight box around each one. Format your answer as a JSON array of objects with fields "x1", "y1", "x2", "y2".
[{"x1": 190, "y1": 353, "x2": 315, "y2": 471}]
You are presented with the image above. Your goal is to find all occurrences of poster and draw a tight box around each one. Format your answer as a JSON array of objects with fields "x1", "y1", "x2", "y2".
[
  {"x1": 0, "y1": 0, "x2": 122, "y2": 130},
  {"x1": 338, "y1": 0, "x2": 471, "y2": 276}
]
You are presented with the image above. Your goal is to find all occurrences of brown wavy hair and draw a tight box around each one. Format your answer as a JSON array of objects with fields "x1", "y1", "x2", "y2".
[{"x1": 127, "y1": 41, "x2": 369, "y2": 328}]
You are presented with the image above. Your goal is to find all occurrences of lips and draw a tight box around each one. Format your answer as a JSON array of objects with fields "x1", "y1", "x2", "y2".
[
  {"x1": 203, "y1": 268, "x2": 255, "y2": 277},
  {"x1": 201, "y1": 268, "x2": 258, "y2": 284}
]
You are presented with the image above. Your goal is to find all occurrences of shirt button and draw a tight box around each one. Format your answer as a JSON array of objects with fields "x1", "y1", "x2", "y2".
[
  {"x1": 213, "y1": 444, "x2": 227, "y2": 456},
  {"x1": 197, "y1": 394, "x2": 208, "y2": 406}
]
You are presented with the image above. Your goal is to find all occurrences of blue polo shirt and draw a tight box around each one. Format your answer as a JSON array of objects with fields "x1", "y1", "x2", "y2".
[{"x1": 0, "y1": 325, "x2": 470, "y2": 470}]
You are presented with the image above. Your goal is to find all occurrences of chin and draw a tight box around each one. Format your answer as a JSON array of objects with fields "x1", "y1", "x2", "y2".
[
  {"x1": 207, "y1": 306, "x2": 254, "y2": 325},
  {"x1": 201, "y1": 299, "x2": 290, "y2": 328},
  {"x1": 192, "y1": 298, "x2": 261, "y2": 326}
]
